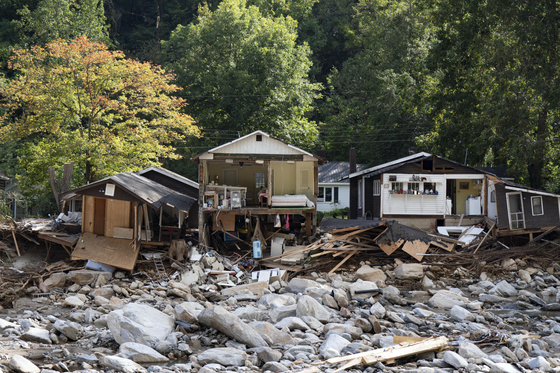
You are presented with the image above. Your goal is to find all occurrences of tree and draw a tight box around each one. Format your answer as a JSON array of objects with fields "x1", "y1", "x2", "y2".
[
  {"x1": 16, "y1": 0, "x2": 111, "y2": 46},
  {"x1": 162, "y1": 0, "x2": 322, "y2": 149},
  {"x1": 319, "y1": 0, "x2": 435, "y2": 164},
  {"x1": 419, "y1": 0, "x2": 560, "y2": 190},
  {"x1": 0, "y1": 36, "x2": 199, "y2": 202}
]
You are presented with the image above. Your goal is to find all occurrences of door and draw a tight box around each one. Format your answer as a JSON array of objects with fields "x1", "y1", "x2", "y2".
[
  {"x1": 93, "y1": 198, "x2": 106, "y2": 235},
  {"x1": 446, "y1": 180, "x2": 456, "y2": 214},
  {"x1": 506, "y1": 192, "x2": 525, "y2": 229},
  {"x1": 296, "y1": 165, "x2": 312, "y2": 199},
  {"x1": 487, "y1": 181, "x2": 497, "y2": 219}
]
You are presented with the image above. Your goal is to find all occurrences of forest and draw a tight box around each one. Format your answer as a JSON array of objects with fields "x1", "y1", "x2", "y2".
[{"x1": 0, "y1": 0, "x2": 559, "y2": 213}]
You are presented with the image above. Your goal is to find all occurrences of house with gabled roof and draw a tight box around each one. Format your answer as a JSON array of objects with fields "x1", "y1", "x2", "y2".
[
  {"x1": 191, "y1": 130, "x2": 325, "y2": 245},
  {"x1": 317, "y1": 161, "x2": 365, "y2": 213}
]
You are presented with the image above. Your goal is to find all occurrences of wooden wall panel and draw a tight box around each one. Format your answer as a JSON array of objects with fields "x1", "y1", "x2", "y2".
[
  {"x1": 83, "y1": 195, "x2": 95, "y2": 233},
  {"x1": 104, "y1": 199, "x2": 131, "y2": 238}
]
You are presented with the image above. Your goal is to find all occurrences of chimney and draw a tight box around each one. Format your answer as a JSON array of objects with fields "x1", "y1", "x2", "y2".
[
  {"x1": 349, "y1": 148, "x2": 356, "y2": 173},
  {"x1": 317, "y1": 149, "x2": 327, "y2": 159}
]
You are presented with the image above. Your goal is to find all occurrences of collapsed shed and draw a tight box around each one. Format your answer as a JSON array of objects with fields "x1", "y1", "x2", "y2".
[{"x1": 65, "y1": 172, "x2": 196, "y2": 271}]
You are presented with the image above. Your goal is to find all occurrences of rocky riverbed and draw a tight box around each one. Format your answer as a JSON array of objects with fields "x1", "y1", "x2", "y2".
[{"x1": 2, "y1": 257, "x2": 560, "y2": 373}]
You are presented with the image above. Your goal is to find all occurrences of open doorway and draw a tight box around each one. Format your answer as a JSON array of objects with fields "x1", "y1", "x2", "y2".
[{"x1": 446, "y1": 180, "x2": 456, "y2": 214}]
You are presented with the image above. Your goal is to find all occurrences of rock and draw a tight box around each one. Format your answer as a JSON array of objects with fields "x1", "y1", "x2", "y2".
[
  {"x1": 543, "y1": 333, "x2": 560, "y2": 348},
  {"x1": 249, "y1": 321, "x2": 295, "y2": 346},
  {"x1": 322, "y1": 293, "x2": 338, "y2": 309},
  {"x1": 443, "y1": 350, "x2": 468, "y2": 369},
  {"x1": 370, "y1": 302, "x2": 386, "y2": 319},
  {"x1": 301, "y1": 315, "x2": 323, "y2": 331},
  {"x1": 9, "y1": 355, "x2": 40, "y2": 373},
  {"x1": 0, "y1": 318, "x2": 17, "y2": 331},
  {"x1": 502, "y1": 258, "x2": 517, "y2": 270},
  {"x1": 76, "y1": 355, "x2": 99, "y2": 365},
  {"x1": 107, "y1": 303, "x2": 175, "y2": 347},
  {"x1": 62, "y1": 296, "x2": 84, "y2": 308},
  {"x1": 518, "y1": 269, "x2": 532, "y2": 283},
  {"x1": 232, "y1": 306, "x2": 267, "y2": 321},
  {"x1": 274, "y1": 316, "x2": 310, "y2": 331},
  {"x1": 394, "y1": 263, "x2": 424, "y2": 279},
  {"x1": 90, "y1": 287, "x2": 115, "y2": 299},
  {"x1": 422, "y1": 276, "x2": 435, "y2": 289},
  {"x1": 262, "y1": 361, "x2": 289, "y2": 372},
  {"x1": 458, "y1": 341, "x2": 488, "y2": 359},
  {"x1": 198, "y1": 306, "x2": 267, "y2": 348},
  {"x1": 43, "y1": 273, "x2": 67, "y2": 290},
  {"x1": 100, "y1": 355, "x2": 147, "y2": 373},
  {"x1": 428, "y1": 290, "x2": 468, "y2": 309},
  {"x1": 95, "y1": 295, "x2": 110, "y2": 306},
  {"x1": 332, "y1": 288, "x2": 350, "y2": 308},
  {"x1": 21, "y1": 327, "x2": 51, "y2": 344},
  {"x1": 449, "y1": 305, "x2": 475, "y2": 322},
  {"x1": 355, "y1": 265, "x2": 387, "y2": 282},
  {"x1": 221, "y1": 282, "x2": 268, "y2": 296},
  {"x1": 348, "y1": 279, "x2": 379, "y2": 298},
  {"x1": 118, "y1": 342, "x2": 169, "y2": 363},
  {"x1": 489, "y1": 280, "x2": 517, "y2": 297},
  {"x1": 196, "y1": 347, "x2": 247, "y2": 366},
  {"x1": 175, "y1": 302, "x2": 204, "y2": 324},
  {"x1": 269, "y1": 304, "x2": 297, "y2": 323},
  {"x1": 255, "y1": 347, "x2": 282, "y2": 363},
  {"x1": 319, "y1": 333, "x2": 351, "y2": 359},
  {"x1": 296, "y1": 295, "x2": 330, "y2": 323},
  {"x1": 285, "y1": 278, "x2": 321, "y2": 294},
  {"x1": 66, "y1": 269, "x2": 112, "y2": 285},
  {"x1": 528, "y1": 356, "x2": 550, "y2": 370},
  {"x1": 53, "y1": 320, "x2": 81, "y2": 340},
  {"x1": 258, "y1": 294, "x2": 296, "y2": 308}
]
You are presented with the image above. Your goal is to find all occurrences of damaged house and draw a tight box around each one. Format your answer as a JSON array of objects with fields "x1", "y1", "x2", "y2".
[
  {"x1": 65, "y1": 172, "x2": 196, "y2": 271},
  {"x1": 191, "y1": 130, "x2": 325, "y2": 246}
]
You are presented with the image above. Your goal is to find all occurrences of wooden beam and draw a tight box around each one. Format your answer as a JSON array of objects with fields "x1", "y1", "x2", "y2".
[
  {"x1": 11, "y1": 228, "x2": 21, "y2": 257},
  {"x1": 527, "y1": 224, "x2": 560, "y2": 245},
  {"x1": 328, "y1": 250, "x2": 358, "y2": 274}
]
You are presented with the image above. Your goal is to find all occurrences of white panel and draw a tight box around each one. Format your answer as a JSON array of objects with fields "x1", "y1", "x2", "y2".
[
  {"x1": 213, "y1": 133, "x2": 305, "y2": 155},
  {"x1": 317, "y1": 184, "x2": 350, "y2": 212}
]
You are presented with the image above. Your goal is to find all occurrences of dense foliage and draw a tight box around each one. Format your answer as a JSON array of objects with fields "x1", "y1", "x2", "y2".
[{"x1": 0, "y1": 0, "x2": 559, "y2": 206}]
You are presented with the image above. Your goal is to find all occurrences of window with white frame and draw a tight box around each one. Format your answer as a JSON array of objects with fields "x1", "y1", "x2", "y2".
[
  {"x1": 373, "y1": 179, "x2": 381, "y2": 196},
  {"x1": 318, "y1": 186, "x2": 339, "y2": 203},
  {"x1": 531, "y1": 196, "x2": 544, "y2": 216}
]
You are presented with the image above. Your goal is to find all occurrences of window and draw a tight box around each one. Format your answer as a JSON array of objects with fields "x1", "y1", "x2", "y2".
[
  {"x1": 532, "y1": 196, "x2": 543, "y2": 216},
  {"x1": 318, "y1": 187, "x2": 324, "y2": 202},
  {"x1": 325, "y1": 187, "x2": 333, "y2": 202},
  {"x1": 256, "y1": 134, "x2": 262, "y2": 141},
  {"x1": 391, "y1": 182, "x2": 404, "y2": 193},
  {"x1": 358, "y1": 179, "x2": 363, "y2": 208},
  {"x1": 318, "y1": 187, "x2": 339, "y2": 203},
  {"x1": 490, "y1": 191, "x2": 496, "y2": 203},
  {"x1": 255, "y1": 172, "x2": 266, "y2": 189},
  {"x1": 373, "y1": 179, "x2": 381, "y2": 196},
  {"x1": 409, "y1": 182, "x2": 420, "y2": 193},
  {"x1": 424, "y1": 182, "x2": 437, "y2": 195}
]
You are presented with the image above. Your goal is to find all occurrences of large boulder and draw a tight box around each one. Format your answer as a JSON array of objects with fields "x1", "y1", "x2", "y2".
[
  {"x1": 249, "y1": 321, "x2": 295, "y2": 346},
  {"x1": 9, "y1": 355, "x2": 40, "y2": 373},
  {"x1": 118, "y1": 342, "x2": 169, "y2": 363},
  {"x1": 296, "y1": 295, "x2": 330, "y2": 323},
  {"x1": 66, "y1": 270, "x2": 112, "y2": 285},
  {"x1": 43, "y1": 273, "x2": 67, "y2": 290},
  {"x1": 285, "y1": 278, "x2": 322, "y2": 294},
  {"x1": 175, "y1": 302, "x2": 205, "y2": 324},
  {"x1": 198, "y1": 306, "x2": 267, "y2": 348},
  {"x1": 428, "y1": 290, "x2": 469, "y2": 309},
  {"x1": 488, "y1": 280, "x2": 517, "y2": 298},
  {"x1": 100, "y1": 355, "x2": 147, "y2": 373},
  {"x1": 319, "y1": 333, "x2": 351, "y2": 359},
  {"x1": 355, "y1": 265, "x2": 387, "y2": 283},
  {"x1": 394, "y1": 263, "x2": 424, "y2": 280},
  {"x1": 197, "y1": 347, "x2": 247, "y2": 367},
  {"x1": 107, "y1": 303, "x2": 175, "y2": 347}
]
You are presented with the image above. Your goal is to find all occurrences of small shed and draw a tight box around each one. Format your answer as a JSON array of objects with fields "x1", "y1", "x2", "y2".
[{"x1": 68, "y1": 172, "x2": 196, "y2": 270}]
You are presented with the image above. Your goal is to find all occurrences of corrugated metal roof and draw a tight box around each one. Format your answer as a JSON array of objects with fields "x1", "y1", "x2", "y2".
[
  {"x1": 71, "y1": 172, "x2": 196, "y2": 212},
  {"x1": 319, "y1": 162, "x2": 366, "y2": 183}
]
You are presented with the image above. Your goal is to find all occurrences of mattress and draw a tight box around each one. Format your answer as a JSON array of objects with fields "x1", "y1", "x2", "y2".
[{"x1": 271, "y1": 195, "x2": 314, "y2": 207}]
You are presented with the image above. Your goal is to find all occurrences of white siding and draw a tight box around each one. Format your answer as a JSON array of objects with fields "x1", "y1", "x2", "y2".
[
  {"x1": 382, "y1": 174, "x2": 446, "y2": 215},
  {"x1": 317, "y1": 183, "x2": 350, "y2": 212},
  {"x1": 212, "y1": 133, "x2": 304, "y2": 155}
]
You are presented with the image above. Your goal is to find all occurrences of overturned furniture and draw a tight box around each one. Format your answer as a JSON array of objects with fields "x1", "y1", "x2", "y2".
[{"x1": 67, "y1": 172, "x2": 196, "y2": 271}]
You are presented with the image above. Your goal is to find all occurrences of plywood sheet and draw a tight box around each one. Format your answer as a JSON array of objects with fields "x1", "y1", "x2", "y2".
[
  {"x1": 105, "y1": 199, "x2": 131, "y2": 238},
  {"x1": 401, "y1": 239, "x2": 430, "y2": 262},
  {"x1": 72, "y1": 232, "x2": 139, "y2": 271},
  {"x1": 83, "y1": 196, "x2": 95, "y2": 233},
  {"x1": 212, "y1": 214, "x2": 235, "y2": 231},
  {"x1": 378, "y1": 238, "x2": 404, "y2": 256}
]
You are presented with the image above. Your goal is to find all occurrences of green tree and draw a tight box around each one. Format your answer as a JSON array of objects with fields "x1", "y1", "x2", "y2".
[
  {"x1": 319, "y1": 0, "x2": 435, "y2": 164},
  {"x1": 419, "y1": 0, "x2": 560, "y2": 190},
  {"x1": 0, "y1": 36, "x2": 199, "y2": 202},
  {"x1": 162, "y1": 0, "x2": 322, "y2": 149},
  {"x1": 16, "y1": 0, "x2": 111, "y2": 46}
]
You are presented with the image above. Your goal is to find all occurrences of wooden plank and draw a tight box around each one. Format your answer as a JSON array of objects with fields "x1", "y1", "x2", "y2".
[
  {"x1": 38, "y1": 233, "x2": 79, "y2": 248},
  {"x1": 328, "y1": 250, "x2": 358, "y2": 274},
  {"x1": 427, "y1": 233, "x2": 462, "y2": 244},
  {"x1": 11, "y1": 228, "x2": 21, "y2": 256},
  {"x1": 83, "y1": 195, "x2": 95, "y2": 234},
  {"x1": 362, "y1": 336, "x2": 448, "y2": 365},
  {"x1": 105, "y1": 199, "x2": 131, "y2": 238},
  {"x1": 527, "y1": 224, "x2": 560, "y2": 245},
  {"x1": 378, "y1": 238, "x2": 404, "y2": 256},
  {"x1": 393, "y1": 336, "x2": 428, "y2": 344},
  {"x1": 333, "y1": 358, "x2": 362, "y2": 373},
  {"x1": 72, "y1": 232, "x2": 139, "y2": 271},
  {"x1": 401, "y1": 239, "x2": 430, "y2": 262},
  {"x1": 473, "y1": 221, "x2": 496, "y2": 254},
  {"x1": 327, "y1": 226, "x2": 360, "y2": 234}
]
